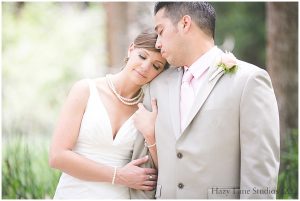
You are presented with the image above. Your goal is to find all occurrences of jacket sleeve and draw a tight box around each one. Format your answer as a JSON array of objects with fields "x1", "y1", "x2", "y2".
[
  {"x1": 239, "y1": 69, "x2": 280, "y2": 199},
  {"x1": 130, "y1": 84, "x2": 156, "y2": 199}
]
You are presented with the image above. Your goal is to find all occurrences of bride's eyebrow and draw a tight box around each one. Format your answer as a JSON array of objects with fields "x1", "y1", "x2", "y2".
[
  {"x1": 155, "y1": 60, "x2": 164, "y2": 65},
  {"x1": 141, "y1": 50, "x2": 163, "y2": 64},
  {"x1": 140, "y1": 50, "x2": 149, "y2": 56}
]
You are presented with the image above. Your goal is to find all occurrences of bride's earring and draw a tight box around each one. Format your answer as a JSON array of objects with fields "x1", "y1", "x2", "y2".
[{"x1": 124, "y1": 56, "x2": 129, "y2": 63}]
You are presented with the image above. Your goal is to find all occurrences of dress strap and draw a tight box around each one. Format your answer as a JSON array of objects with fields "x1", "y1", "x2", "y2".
[{"x1": 86, "y1": 79, "x2": 97, "y2": 98}]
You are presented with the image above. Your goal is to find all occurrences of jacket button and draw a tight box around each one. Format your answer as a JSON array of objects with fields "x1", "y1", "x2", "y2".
[
  {"x1": 177, "y1": 152, "x2": 183, "y2": 159},
  {"x1": 178, "y1": 183, "x2": 184, "y2": 189}
]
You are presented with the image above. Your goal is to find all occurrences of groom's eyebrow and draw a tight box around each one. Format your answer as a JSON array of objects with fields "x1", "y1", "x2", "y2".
[{"x1": 154, "y1": 25, "x2": 161, "y2": 32}]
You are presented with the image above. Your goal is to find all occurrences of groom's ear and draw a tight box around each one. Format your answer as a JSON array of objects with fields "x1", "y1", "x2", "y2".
[
  {"x1": 180, "y1": 15, "x2": 192, "y2": 33},
  {"x1": 127, "y1": 43, "x2": 135, "y2": 57}
]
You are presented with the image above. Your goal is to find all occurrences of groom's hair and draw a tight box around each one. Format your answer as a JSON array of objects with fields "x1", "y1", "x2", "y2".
[{"x1": 154, "y1": 2, "x2": 216, "y2": 39}]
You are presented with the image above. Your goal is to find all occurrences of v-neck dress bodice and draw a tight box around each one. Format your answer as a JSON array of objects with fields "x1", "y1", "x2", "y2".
[{"x1": 54, "y1": 79, "x2": 138, "y2": 199}]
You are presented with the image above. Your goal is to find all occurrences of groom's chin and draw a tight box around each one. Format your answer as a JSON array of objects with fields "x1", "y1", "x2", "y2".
[
  {"x1": 166, "y1": 59, "x2": 184, "y2": 68},
  {"x1": 166, "y1": 61, "x2": 180, "y2": 68},
  {"x1": 169, "y1": 65, "x2": 182, "y2": 68}
]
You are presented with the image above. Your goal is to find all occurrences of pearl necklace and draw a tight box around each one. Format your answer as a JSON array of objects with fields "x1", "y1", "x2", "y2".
[{"x1": 106, "y1": 74, "x2": 144, "y2": 106}]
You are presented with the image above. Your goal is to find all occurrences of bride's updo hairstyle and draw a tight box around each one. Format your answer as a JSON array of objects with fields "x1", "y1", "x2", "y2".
[
  {"x1": 125, "y1": 29, "x2": 169, "y2": 69},
  {"x1": 133, "y1": 28, "x2": 161, "y2": 53}
]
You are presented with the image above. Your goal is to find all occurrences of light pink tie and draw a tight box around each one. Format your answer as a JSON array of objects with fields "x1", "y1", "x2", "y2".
[{"x1": 180, "y1": 69, "x2": 195, "y2": 132}]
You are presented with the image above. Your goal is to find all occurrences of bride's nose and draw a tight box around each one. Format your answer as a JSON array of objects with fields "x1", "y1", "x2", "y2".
[{"x1": 140, "y1": 61, "x2": 152, "y2": 72}]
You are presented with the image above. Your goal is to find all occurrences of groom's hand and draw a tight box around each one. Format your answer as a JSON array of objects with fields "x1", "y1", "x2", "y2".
[{"x1": 116, "y1": 155, "x2": 157, "y2": 191}]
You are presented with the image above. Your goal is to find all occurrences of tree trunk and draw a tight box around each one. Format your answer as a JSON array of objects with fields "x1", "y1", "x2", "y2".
[
  {"x1": 103, "y1": 2, "x2": 129, "y2": 71},
  {"x1": 103, "y1": 2, "x2": 154, "y2": 72},
  {"x1": 266, "y1": 2, "x2": 298, "y2": 147}
]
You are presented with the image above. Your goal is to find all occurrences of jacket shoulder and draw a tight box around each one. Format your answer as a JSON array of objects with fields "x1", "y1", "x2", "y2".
[
  {"x1": 237, "y1": 60, "x2": 267, "y2": 75},
  {"x1": 151, "y1": 67, "x2": 181, "y2": 84}
]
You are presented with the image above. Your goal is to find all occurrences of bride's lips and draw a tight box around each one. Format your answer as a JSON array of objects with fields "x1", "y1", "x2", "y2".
[{"x1": 134, "y1": 69, "x2": 147, "y2": 78}]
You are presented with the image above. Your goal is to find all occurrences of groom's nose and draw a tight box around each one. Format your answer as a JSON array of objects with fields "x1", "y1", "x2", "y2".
[{"x1": 155, "y1": 38, "x2": 162, "y2": 49}]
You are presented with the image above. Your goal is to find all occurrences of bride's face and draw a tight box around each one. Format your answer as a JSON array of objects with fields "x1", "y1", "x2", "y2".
[{"x1": 125, "y1": 47, "x2": 166, "y2": 85}]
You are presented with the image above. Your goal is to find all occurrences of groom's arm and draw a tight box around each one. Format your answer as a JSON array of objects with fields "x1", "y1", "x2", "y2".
[
  {"x1": 142, "y1": 83, "x2": 153, "y2": 110},
  {"x1": 239, "y1": 68, "x2": 280, "y2": 199}
]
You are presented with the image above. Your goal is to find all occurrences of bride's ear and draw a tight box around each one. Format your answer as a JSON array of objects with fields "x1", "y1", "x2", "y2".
[{"x1": 127, "y1": 43, "x2": 135, "y2": 57}]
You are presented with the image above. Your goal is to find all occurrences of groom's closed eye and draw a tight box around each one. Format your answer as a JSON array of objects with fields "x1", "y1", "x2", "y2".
[
  {"x1": 155, "y1": 25, "x2": 163, "y2": 35},
  {"x1": 158, "y1": 28, "x2": 164, "y2": 36},
  {"x1": 156, "y1": 27, "x2": 163, "y2": 36}
]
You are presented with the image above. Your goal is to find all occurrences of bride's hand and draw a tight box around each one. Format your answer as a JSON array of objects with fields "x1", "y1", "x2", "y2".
[
  {"x1": 133, "y1": 99, "x2": 159, "y2": 169},
  {"x1": 133, "y1": 98, "x2": 157, "y2": 140},
  {"x1": 116, "y1": 155, "x2": 157, "y2": 190}
]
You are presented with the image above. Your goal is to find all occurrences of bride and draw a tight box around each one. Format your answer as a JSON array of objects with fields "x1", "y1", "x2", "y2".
[{"x1": 49, "y1": 29, "x2": 167, "y2": 199}]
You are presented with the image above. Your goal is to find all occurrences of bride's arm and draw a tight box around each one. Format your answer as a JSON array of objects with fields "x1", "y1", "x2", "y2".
[
  {"x1": 133, "y1": 99, "x2": 158, "y2": 168},
  {"x1": 144, "y1": 135, "x2": 158, "y2": 169},
  {"x1": 49, "y1": 80, "x2": 156, "y2": 191}
]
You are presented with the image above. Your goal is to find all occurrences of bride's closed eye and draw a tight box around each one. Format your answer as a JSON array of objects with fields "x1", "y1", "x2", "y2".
[
  {"x1": 153, "y1": 64, "x2": 160, "y2": 71},
  {"x1": 138, "y1": 54, "x2": 146, "y2": 60}
]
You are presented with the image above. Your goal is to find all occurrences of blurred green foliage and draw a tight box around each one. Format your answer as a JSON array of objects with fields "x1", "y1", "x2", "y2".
[
  {"x1": 2, "y1": 135, "x2": 61, "y2": 198},
  {"x1": 276, "y1": 129, "x2": 298, "y2": 199},
  {"x1": 2, "y1": 2, "x2": 106, "y2": 138},
  {"x1": 2, "y1": 2, "x2": 106, "y2": 198},
  {"x1": 212, "y1": 2, "x2": 266, "y2": 68}
]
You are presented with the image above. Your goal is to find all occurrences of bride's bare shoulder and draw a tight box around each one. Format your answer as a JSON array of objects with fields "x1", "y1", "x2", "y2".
[
  {"x1": 72, "y1": 79, "x2": 91, "y2": 91},
  {"x1": 67, "y1": 79, "x2": 91, "y2": 100},
  {"x1": 93, "y1": 77, "x2": 107, "y2": 90},
  {"x1": 70, "y1": 77, "x2": 106, "y2": 96}
]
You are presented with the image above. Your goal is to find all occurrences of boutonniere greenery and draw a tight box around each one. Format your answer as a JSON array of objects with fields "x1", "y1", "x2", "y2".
[
  {"x1": 217, "y1": 51, "x2": 238, "y2": 74},
  {"x1": 209, "y1": 51, "x2": 238, "y2": 81}
]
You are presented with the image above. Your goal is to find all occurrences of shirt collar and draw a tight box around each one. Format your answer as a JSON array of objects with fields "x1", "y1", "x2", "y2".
[{"x1": 185, "y1": 46, "x2": 219, "y2": 79}]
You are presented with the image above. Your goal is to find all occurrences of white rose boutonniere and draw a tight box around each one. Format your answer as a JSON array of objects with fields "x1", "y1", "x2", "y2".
[
  {"x1": 217, "y1": 51, "x2": 238, "y2": 74},
  {"x1": 209, "y1": 51, "x2": 238, "y2": 81}
]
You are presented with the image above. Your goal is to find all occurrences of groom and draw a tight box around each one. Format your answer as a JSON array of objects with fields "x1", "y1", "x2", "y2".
[{"x1": 135, "y1": 2, "x2": 280, "y2": 199}]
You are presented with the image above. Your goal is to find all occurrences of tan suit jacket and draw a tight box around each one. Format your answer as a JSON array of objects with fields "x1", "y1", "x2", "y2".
[
  {"x1": 132, "y1": 48, "x2": 280, "y2": 199},
  {"x1": 129, "y1": 133, "x2": 156, "y2": 199}
]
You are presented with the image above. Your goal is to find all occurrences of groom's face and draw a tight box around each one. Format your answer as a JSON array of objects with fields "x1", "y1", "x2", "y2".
[{"x1": 154, "y1": 9, "x2": 186, "y2": 67}]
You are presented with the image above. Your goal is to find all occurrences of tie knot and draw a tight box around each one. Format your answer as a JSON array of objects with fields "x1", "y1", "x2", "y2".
[{"x1": 182, "y1": 70, "x2": 194, "y2": 84}]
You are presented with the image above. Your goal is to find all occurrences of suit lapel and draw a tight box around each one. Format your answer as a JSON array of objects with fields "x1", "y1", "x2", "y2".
[
  {"x1": 181, "y1": 50, "x2": 225, "y2": 135},
  {"x1": 168, "y1": 68, "x2": 183, "y2": 139}
]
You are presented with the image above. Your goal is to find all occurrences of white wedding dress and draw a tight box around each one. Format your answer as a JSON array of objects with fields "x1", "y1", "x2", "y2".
[{"x1": 54, "y1": 79, "x2": 139, "y2": 199}]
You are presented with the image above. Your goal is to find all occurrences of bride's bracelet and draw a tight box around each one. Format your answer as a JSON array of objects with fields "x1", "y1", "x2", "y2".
[
  {"x1": 112, "y1": 166, "x2": 117, "y2": 185},
  {"x1": 144, "y1": 140, "x2": 156, "y2": 148}
]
